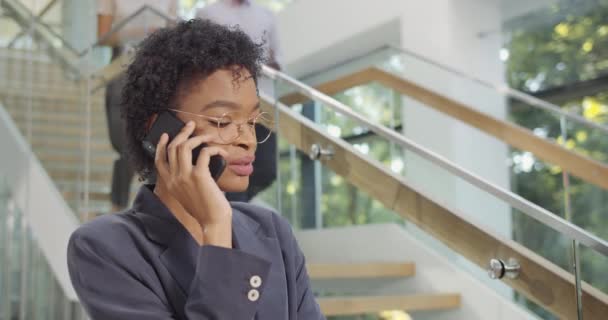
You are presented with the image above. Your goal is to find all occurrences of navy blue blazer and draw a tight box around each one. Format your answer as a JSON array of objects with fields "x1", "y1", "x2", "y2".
[{"x1": 67, "y1": 185, "x2": 325, "y2": 319}]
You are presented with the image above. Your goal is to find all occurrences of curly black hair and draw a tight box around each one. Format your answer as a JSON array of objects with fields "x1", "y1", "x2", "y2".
[{"x1": 121, "y1": 19, "x2": 265, "y2": 180}]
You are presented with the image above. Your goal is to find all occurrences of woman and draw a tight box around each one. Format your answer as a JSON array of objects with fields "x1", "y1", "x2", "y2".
[{"x1": 67, "y1": 19, "x2": 325, "y2": 319}]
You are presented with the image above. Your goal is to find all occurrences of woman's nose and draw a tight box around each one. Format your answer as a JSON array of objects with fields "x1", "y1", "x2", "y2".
[{"x1": 236, "y1": 124, "x2": 257, "y2": 148}]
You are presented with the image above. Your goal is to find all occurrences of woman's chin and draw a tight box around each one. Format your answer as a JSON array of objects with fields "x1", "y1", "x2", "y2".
[{"x1": 217, "y1": 175, "x2": 249, "y2": 193}]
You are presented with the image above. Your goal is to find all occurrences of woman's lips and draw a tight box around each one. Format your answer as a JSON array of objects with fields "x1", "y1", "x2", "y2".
[
  {"x1": 228, "y1": 163, "x2": 254, "y2": 176},
  {"x1": 228, "y1": 156, "x2": 255, "y2": 176}
]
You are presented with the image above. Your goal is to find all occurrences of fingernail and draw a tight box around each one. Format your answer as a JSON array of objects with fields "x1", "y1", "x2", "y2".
[{"x1": 187, "y1": 121, "x2": 195, "y2": 127}]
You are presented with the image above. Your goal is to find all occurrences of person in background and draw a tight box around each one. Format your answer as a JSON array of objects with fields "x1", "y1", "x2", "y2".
[
  {"x1": 96, "y1": 0, "x2": 179, "y2": 212},
  {"x1": 197, "y1": 0, "x2": 282, "y2": 203}
]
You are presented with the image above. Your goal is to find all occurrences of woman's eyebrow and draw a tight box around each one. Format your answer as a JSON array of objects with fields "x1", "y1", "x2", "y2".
[{"x1": 200, "y1": 100, "x2": 240, "y2": 112}]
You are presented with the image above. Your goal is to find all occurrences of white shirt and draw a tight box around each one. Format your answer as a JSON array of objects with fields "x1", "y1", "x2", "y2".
[
  {"x1": 196, "y1": 0, "x2": 282, "y2": 66},
  {"x1": 96, "y1": 0, "x2": 178, "y2": 45}
]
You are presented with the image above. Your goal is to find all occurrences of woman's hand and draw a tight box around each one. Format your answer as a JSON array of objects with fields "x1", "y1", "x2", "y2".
[{"x1": 155, "y1": 121, "x2": 232, "y2": 247}]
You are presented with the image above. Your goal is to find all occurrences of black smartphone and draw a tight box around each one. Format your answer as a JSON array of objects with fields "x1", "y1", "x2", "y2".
[{"x1": 142, "y1": 111, "x2": 226, "y2": 181}]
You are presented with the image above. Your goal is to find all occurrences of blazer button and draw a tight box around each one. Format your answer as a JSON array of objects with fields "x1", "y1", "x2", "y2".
[
  {"x1": 250, "y1": 275, "x2": 262, "y2": 288},
  {"x1": 248, "y1": 289, "x2": 260, "y2": 302}
]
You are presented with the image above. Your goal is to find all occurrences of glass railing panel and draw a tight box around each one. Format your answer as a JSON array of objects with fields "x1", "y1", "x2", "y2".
[
  {"x1": 581, "y1": 244, "x2": 608, "y2": 319},
  {"x1": 377, "y1": 47, "x2": 608, "y2": 183},
  {"x1": 267, "y1": 72, "x2": 608, "y2": 319},
  {"x1": 377, "y1": 47, "x2": 608, "y2": 151},
  {"x1": 378, "y1": 48, "x2": 608, "y2": 168},
  {"x1": 275, "y1": 79, "x2": 514, "y2": 240},
  {"x1": 0, "y1": 176, "x2": 79, "y2": 320},
  {"x1": 247, "y1": 75, "x2": 284, "y2": 217},
  {"x1": 254, "y1": 139, "x2": 305, "y2": 227},
  {"x1": 269, "y1": 79, "x2": 407, "y2": 230},
  {"x1": 297, "y1": 46, "x2": 608, "y2": 264}
]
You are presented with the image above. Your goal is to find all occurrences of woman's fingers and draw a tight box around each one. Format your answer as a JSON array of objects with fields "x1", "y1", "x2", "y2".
[
  {"x1": 194, "y1": 146, "x2": 229, "y2": 175},
  {"x1": 154, "y1": 133, "x2": 170, "y2": 180},
  {"x1": 167, "y1": 121, "x2": 195, "y2": 175},
  {"x1": 177, "y1": 134, "x2": 213, "y2": 173}
]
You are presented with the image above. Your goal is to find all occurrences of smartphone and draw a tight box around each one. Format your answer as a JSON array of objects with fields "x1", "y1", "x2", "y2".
[{"x1": 142, "y1": 111, "x2": 226, "y2": 181}]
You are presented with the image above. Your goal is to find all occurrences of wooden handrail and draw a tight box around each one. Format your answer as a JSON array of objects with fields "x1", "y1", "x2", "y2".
[
  {"x1": 262, "y1": 99, "x2": 608, "y2": 319},
  {"x1": 280, "y1": 67, "x2": 608, "y2": 191}
]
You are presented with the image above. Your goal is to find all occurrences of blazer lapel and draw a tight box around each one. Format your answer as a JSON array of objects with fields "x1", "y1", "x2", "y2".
[{"x1": 131, "y1": 185, "x2": 189, "y2": 319}]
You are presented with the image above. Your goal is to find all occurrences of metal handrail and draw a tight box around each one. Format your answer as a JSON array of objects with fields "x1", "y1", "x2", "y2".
[{"x1": 263, "y1": 65, "x2": 608, "y2": 257}]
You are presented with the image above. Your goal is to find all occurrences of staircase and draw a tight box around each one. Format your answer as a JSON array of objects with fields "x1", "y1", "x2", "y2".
[{"x1": 0, "y1": 48, "x2": 115, "y2": 217}]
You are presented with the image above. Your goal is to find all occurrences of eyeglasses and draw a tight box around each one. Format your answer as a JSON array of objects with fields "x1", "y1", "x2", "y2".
[{"x1": 168, "y1": 108, "x2": 274, "y2": 144}]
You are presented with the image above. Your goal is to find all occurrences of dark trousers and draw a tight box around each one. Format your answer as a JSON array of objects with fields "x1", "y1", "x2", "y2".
[
  {"x1": 105, "y1": 74, "x2": 134, "y2": 207},
  {"x1": 226, "y1": 125, "x2": 277, "y2": 202}
]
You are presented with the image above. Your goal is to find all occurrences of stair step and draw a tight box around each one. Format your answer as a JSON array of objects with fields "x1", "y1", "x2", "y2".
[
  {"x1": 0, "y1": 60, "x2": 63, "y2": 72},
  {"x1": 0, "y1": 50, "x2": 65, "y2": 66},
  {"x1": 1, "y1": 72, "x2": 72, "y2": 84},
  {"x1": 45, "y1": 167, "x2": 113, "y2": 181},
  {"x1": 2, "y1": 100, "x2": 100, "y2": 111},
  {"x1": 49, "y1": 169, "x2": 112, "y2": 182},
  {"x1": 62, "y1": 190, "x2": 110, "y2": 202},
  {"x1": 318, "y1": 294, "x2": 461, "y2": 316},
  {"x1": 36, "y1": 150, "x2": 115, "y2": 165},
  {"x1": 1, "y1": 94, "x2": 104, "y2": 105},
  {"x1": 0, "y1": 89, "x2": 102, "y2": 104},
  {"x1": 30, "y1": 139, "x2": 112, "y2": 152},
  {"x1": 62, "y1": 187, "x2": 139, "y2": 205},
  {"x1": 73, "y1": 202, "x2": 114, "y2": 217},
  {"x1": 54, "y1": 179, "x2": 111, "y2": 193},
  {"x1": 7, "y1": 129, "x2": 108, "y2": 143},
  {"x1": 14, "y1": 120, "x2": 108, "y2": 135},
  {"x1": 1, "y1": 81, "x2": 81, "y2": 92},
  {"x1": 8, "y1": 111, "x2": 108, "y2": 126},
  {"x1": 308, "y1": 262, "x2": 415, "y2": 279},
  {"x1": 23, "y1": 133, "x2": 108, "y2": 144},
  {"x1": 15, "y1": 122, "x2": 108, "y2": 136}
]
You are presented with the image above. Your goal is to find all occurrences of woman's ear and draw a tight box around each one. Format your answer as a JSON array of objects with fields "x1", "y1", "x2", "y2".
[{"x1": 146, "y1": 113, "x2": 159, "y2": 132}]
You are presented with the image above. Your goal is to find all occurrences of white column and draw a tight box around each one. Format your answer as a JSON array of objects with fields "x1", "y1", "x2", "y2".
[{"x1": 400, "y1": 0, "x2": 512, "y2": 298}]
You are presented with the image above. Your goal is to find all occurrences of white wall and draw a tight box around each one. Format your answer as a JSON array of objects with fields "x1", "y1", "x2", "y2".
[{"x1": 279, "y1": 0, "x2": 450, "y2": 77}]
